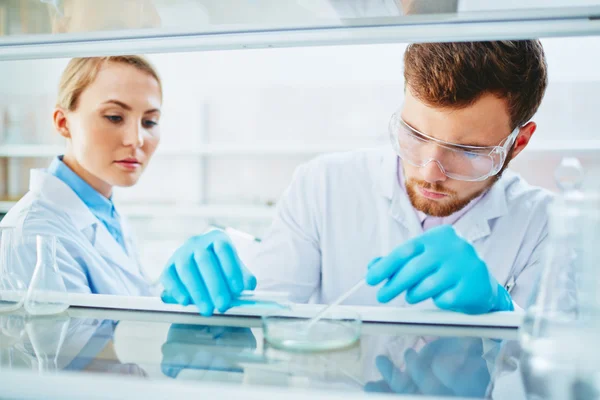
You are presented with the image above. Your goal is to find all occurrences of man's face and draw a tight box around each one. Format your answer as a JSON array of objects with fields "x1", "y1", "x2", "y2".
[{"x1": 400, "y1": 89, "x2": 515, "y2": 217}]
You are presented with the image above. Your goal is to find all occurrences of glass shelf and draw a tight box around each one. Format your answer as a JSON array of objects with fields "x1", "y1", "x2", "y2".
[{"x1": 0, "y1": 0, "x2": 599, "y2": 60}]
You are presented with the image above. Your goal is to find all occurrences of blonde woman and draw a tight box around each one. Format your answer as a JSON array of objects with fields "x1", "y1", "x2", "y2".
[
  {"x1": 2, "y1": 55, "x2": 254, "y2": 307},
  {"x1": 2, "y1": 56, "x2": 163, "y2": 295}
]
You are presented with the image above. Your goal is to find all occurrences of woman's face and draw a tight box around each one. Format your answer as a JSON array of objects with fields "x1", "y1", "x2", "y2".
[{"x1": 56, "y1": 62, "x2": 162, "y2": 196}]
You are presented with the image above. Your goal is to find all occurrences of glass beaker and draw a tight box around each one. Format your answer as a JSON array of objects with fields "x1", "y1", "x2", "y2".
[
  {"x1": 23, "y1": 235, "x2": 69, "y2": 316},
  {"x1": 519, "y1": 190, "x2": 600, "y2": 400},
  {"x1": 0, "y1": 227, "x2": 27, "y2": 313}
]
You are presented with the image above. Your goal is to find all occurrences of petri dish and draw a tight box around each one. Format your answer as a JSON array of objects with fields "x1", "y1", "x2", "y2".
[{"x1": 262, "y1": 308, "x2": 361, "y2": 352}]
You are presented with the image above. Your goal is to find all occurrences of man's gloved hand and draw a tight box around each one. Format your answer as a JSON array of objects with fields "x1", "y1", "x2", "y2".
[
  {"x1": 366, "y1": 225, "x2": 513, "y2": 314},
  {"x1": 365, "y1": 337, "x2": 491, "y2": 397},
  {"x1": 160, "y1": 230, "x2": 257, "y2": 316},
  {"x1": 161, "y1": 324, "x2": 257, "y2": 378}
]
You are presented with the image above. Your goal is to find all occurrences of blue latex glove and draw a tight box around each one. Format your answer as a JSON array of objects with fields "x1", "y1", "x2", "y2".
[
  {"x1": 160, "y1": 230, "x2": 257, "y2": 316},
  {"x1": 365, "y1": 337, "x2": 491, "y2": 397},
  {"x1": 366, "y1": 225, "x2": 513, "y2": 314},
  {"x1": 161, "y1": 324, "x2": 257, "y2": 378}
]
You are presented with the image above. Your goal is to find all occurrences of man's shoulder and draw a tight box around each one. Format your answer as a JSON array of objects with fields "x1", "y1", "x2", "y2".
[{"x1": 499, "y1": 169, "x2": 555, "y2": 214}]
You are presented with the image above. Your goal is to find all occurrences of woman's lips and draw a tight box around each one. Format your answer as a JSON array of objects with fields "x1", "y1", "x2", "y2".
[{"x1": 114, "y1": 160, "x2": 141, "y2": 171}]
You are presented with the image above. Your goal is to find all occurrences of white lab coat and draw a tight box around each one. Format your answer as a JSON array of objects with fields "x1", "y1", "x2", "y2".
[
  {"x1": 249, "y1": 148, "x2": 553, "y2": 309},
  {"x1": 0, "y1": 169, "x2": 155, "y2": 296}
]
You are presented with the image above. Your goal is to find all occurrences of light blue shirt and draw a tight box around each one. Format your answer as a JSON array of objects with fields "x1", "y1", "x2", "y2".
[{"x1": 48, "y1": 156, "x2": 128, "y2": 254}]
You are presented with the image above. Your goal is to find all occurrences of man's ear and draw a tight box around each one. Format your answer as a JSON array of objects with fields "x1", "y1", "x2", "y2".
[
  {"x1": 510, "y1": 121, "x2": 536, "y2": 160},
  {"x1": 53, "y1": 108, "x2": 71, "y2": 139}
]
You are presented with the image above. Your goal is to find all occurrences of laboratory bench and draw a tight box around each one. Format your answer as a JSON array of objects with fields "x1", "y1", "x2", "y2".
[{"x1": 0, "y1": 302, "x2": 541, "y2": 400}]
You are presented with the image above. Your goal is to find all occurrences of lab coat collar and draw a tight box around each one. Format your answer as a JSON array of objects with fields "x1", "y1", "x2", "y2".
[
  {"x1": 30, "y1": 169, "x2": 97, "y2": 232},
  {"x1": 376, "y1": 149, "x2": 510, "y2": 242},
  {"x1": 376, "y1": 148, "x2": 424, "y2": 238},
  {"x1": 29, "y1": 169, "x2": 136, "y2": 273}
]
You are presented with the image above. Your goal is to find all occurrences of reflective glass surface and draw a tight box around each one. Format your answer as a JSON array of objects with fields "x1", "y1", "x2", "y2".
[{"x1": 0, "y1": 306, "x2": 551, "y2": 399}]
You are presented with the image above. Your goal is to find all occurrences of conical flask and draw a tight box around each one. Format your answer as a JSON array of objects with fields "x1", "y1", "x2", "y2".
[
  {"x1": 0, "y1": 227, "x2": 27, "y2": 313},
  {"x1": 24, "y1": 235, "x2": 69, "y2": 316}
]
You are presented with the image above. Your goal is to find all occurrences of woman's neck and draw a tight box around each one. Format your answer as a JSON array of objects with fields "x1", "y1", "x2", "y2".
[{"x1": 61, "y1": 154, "x2": 113, "y2": 199}]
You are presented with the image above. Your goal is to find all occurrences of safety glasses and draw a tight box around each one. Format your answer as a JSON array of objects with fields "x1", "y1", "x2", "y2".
[{"x1": 389, "y1": 111, "x2": 519, "y2": 182}]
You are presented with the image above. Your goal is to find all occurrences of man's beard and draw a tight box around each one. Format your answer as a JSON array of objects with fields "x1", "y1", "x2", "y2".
[
  {"x1": 402, "y1": 133, "x2": 516, "y2": 217},
  {"x1": 405, "y1": 178, "x2": 490, "y2": 217}
]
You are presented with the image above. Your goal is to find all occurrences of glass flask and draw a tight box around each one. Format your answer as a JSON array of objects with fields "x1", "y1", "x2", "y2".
[
  {"x1": 0, "y1": 227, "x2": 27, "y2": 313},
  {"x1": 23, "y1": 235, "x2": 69, "y2": 316},
  {"x1": 519, "y1": 158, "x2": 600, "y2": 400}
]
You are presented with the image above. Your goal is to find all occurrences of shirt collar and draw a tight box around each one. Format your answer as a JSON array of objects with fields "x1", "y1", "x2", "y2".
[{"x1": 48, "y1": 156, "x2": 116, "y2": 221}]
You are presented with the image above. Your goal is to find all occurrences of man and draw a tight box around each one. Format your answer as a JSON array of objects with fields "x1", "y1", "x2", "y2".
[{"x1": 160, "y1": 40, "x2": 551, "y2": 316}]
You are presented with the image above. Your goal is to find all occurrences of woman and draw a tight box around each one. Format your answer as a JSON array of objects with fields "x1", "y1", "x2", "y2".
[{"x1": 1, "y1": 56, "x2": 162, "y2": 295}]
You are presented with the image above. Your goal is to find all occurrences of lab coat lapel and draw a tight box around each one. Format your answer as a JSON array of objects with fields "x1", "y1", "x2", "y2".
[
  {"x1": 33, "y1": 169, "x2": 137, "y2": 275},
  {"x1": 375, "y1": 150, "x2": 424, "y2": 239},
  {"x1": 92, "y1": 222, "x2": 136, "y2": 274},
  {"x1": 454, "y1": 176, "x2": 509, "y2": 243}
]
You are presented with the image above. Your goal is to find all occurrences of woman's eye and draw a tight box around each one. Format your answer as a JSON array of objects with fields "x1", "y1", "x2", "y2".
[
  {"x1": 105, "y1": 115, "x2": 123, "y2": 123},
  {"x1": 143, "y1": 120, "x2": 158, "y2": 128}
]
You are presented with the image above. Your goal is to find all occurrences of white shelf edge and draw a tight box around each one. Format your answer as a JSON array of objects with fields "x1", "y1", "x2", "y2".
[
  {"x1": 1, "y1": 140, "x2": 600, "y2": 157},
  {"x1": 1, "y1": 13, "x2": 600, "y2": 61}
]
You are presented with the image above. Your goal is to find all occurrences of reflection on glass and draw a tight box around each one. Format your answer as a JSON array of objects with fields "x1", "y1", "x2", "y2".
[
  {"x1": 364, "y1": 337, "x2": 492, "y2": 397},
  {"x1": 25, "y1": 315, "x2": 70, "y2": 373},
  {"x1": 161, "y1": 324, "x2": 259, "y2": 380},
  {"x1": 0, "y1": 314, "x2": 34, "y2": 371},
  {"x1": 0, "y1": 227, "x2": 27, "y2": 313},
  {"x1": 1, "y1": 314, "x2": 147, "y2": 376}
]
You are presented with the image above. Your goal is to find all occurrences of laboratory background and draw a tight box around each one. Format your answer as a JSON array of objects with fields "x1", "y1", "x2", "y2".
[{"x1": 0, "y1": 36, "x2": 598, "y2": 281}]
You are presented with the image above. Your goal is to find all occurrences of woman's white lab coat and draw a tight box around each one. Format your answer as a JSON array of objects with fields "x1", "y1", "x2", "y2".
[
  {"x1": 0, "y1": 169, "x2": 154, "y2": 296},
  {"x1": 249, "y1": 148, "x2": 554, "y2": 309}
]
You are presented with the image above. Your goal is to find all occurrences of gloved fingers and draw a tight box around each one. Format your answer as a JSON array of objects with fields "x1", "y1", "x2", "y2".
[
  {"x1": 194, "y1": 246, "x2": 233, "y2": 314},
  {"x1": 405, "y1": 267, "x2": 458, "y2": 305},
  {"x1": 212, "y1": 239, "x2": 245, "y2": 296},
  {"x1": 404, "y1": 348, "x2": 450, "y2": 396},
  {"x1": 433, "y1": 283, "x2": 493, "y2": 314},
  {"x1": 364, "y1": 380, "x2": 393, "y2": 393},
  {"x1": 174, "y1": 250, "x2": 215, "y2": 316},
  {"x1": 433, "y1": 352, "x2": 489, "y2": 397},
  {"x1": 375, "y1": 355, "x2": 418, "y2": 394},
  {"x1": 367, "y1": 256, "x2": 383, "y2": 270},
  {"x1": 432, "y1": 285, "x2": 463, "y2": 312},
  {"x1": 160, "y1": 264, "x2": 191, "y2": 306},
  {"x1": 366, "y1": 241, "x2": 423, "y2": 286},
  {"x1": 161, "y1": 341, "x2": 196, "y2": 378},
  {"x1": 376, "y1": 254, "x2": 439, "y2": 304},
  {"x1": 160, "y1": 290, "x2": 179, "y2": 305},
  {"x1": 241, "y1": 266, "x2": 257, "y2": 291}
]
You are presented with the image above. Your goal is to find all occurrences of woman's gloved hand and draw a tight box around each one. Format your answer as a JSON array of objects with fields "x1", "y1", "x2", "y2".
[{"x1": 160, "y1": 230, "x2": 257, "y2": 316}]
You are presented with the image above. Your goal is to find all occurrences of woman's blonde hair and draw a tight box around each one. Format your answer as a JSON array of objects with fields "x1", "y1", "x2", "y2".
[{"x1": 56, "y1": 55, "x2": 162, "y2": 111}]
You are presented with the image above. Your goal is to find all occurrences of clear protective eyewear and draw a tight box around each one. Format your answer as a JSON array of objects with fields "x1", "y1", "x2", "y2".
[{"x1": 389, "y1": 111, "x2": 520, "y2": 182}]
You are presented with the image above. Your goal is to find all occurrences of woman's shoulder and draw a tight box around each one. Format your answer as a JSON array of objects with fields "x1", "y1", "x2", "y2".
[{"x1": 1, "y1": 191, "x2": 77, "y2": 237}]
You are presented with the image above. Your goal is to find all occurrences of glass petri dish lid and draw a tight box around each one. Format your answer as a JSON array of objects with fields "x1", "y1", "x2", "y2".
[{"x1": 262, "y1": 308, "x2": 361, "y2": 352}]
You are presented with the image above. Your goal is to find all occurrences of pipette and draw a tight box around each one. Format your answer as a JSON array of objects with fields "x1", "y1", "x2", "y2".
[{"x1": 304, "y1": 279, "x2": 366, "y2": 332}]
